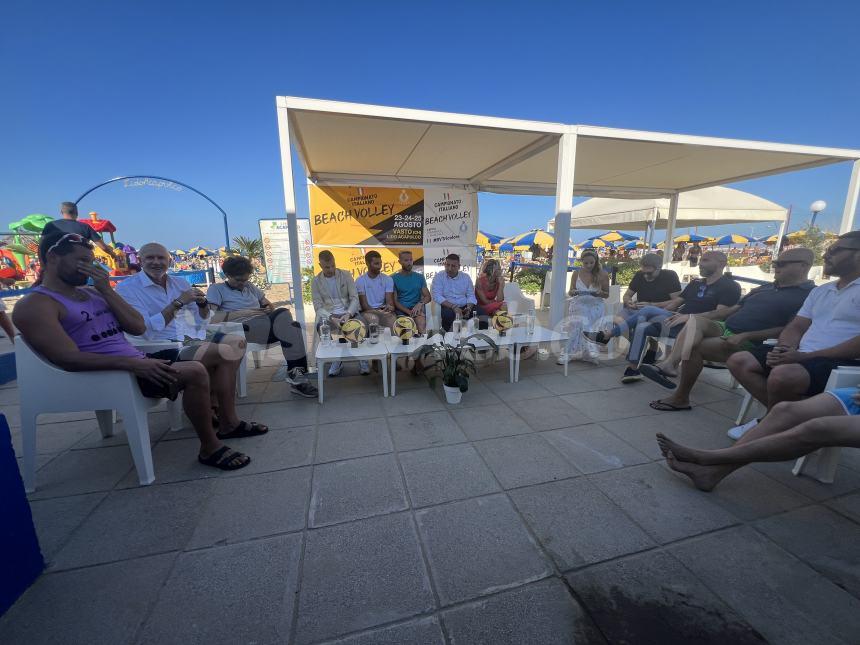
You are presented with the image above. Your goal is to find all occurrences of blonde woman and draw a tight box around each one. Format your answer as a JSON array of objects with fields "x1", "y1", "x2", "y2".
[{"x1": 558, "y1": 250, "x2": 610, "y2": 365}]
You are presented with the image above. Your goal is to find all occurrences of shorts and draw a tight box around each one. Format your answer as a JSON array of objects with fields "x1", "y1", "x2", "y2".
[
  {"x1": 826, "y1": 387, "x2": 860, "y2": 416},
  {"x1": 713, "y1": 321, "x2": 755, "y2": 351},
  {"x1": 747, "y1": 345, "x2": 860, "y2": 396},
  {"x1": 137, "y1": 349, "x2": 183, "y2": 400}
]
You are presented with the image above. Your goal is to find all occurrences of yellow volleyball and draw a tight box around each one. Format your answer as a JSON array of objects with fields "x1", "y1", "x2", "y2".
[
  {"x1": 393, "y1": 316, "x2": 417, "y2": 340},
  {"x1": 491, "y1": 312, "x2": 513, "y2": 332},
  {"x1": 341, "y1": 318, "x2": 367, "y2": 344}
]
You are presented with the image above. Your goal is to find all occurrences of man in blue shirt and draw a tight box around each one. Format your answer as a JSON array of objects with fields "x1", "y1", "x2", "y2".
[
  {"x1": 392, "y1": 250, "x2": 431, "y2": 334},
  {"x1": 431, "y1": 253, "x2": 477, "y2": 331}
]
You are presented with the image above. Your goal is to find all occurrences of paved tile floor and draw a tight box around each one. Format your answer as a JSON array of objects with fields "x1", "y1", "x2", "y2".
[{"x1": 3, "y1": 348, "x2": 860, "y2": 644}]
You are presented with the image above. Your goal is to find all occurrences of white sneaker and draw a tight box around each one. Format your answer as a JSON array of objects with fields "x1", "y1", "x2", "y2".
[
  {"x1": 728, "y1": 417, "x2": 759, "y2": 440},
  {"x1": 556, "y1": 354, "x2": 571, "y2": 365},
  {"x1": 328, "y1": 361, "x2": 343, "y2": 377},
  {"x1": 359, "y1": 360, "x2": 371, "y2": 375}
]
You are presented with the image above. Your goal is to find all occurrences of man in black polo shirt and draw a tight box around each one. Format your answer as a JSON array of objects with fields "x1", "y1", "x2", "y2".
[
  {"x1": 624, "y1": 253, "x2": 682, "y2": 308},
  {"x1": 586, "y1": 251, "x2": 740, "y2": 383},
  {"x1": 42, "y1": 202, "x2": 118, "y2": 258},
  {"x1": 641, "y1": 247, "x2": 815, "y2": 411}
]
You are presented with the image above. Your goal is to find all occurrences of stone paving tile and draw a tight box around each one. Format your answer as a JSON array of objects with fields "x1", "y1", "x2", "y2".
[
  {"x1": 384, "y1": 387, "x2": 448, "y2": 415},
  {"x1": 29, "y1": 491, "x2": 107, "y2": 563},
  {"x1": 0, "y1": 385, "x2": 20, "y2": 405},
  {"x1": 387, "y1": 410, "x2": 466, "y2": 451},
  {"x1": 26, "y1": 446, "x2": 134, "y2": 500},
  {"x1": 438, "y1": 380, "x2": 504, "y2": 409},
  {"x1": 702, "y1": 395, "x2": 763, "y2": 421},
  {"x1": 398, "y1": 444, "x2": 500, "y2": 507},
  {"x1": 515, "y1": 396, "x2": 589, "y2": 431},
  {"x1": 589, "y1": 462, "x2": 738, "y2": 544},
  {"x1": 69, "y1": 421, "x2": 170, "y2": 451},
  {"x1": 441, "y1": 578, "x2": 604, "y2": 645},
  {"x1": 246, "y1": 365, "x2": 278, "y2": 383},
  {"x1": 482, "y1": 375, "x2": 554, "y2": 401},
  {"x1": 253, "y1": 400, "x2": 319, "y2": 428},
  {"x1": 188, "y1": 467, "x2": 311, "y2": 548},
  {"x1": 221, "y1": 425, "x2": 315, "y2": 477},
  {"x1": 473, "y1": 434, "x2": 579, "y2": 489},
  {"x1": 450, "y1": 404, "x2": 533, "y2": 440},
  {"x1": 670, "y1": 526, "x2": 860, "y2": 645},
  {"x1": 688, "y1": 380, "x2": 744, "y2": 404},
  {"x1": 321, "y1": 616, "x2": 444, "y2": 645},
  {"x1": 52, "y1": 479, "x2": 213, "y2": 570},
  {"x1": 750, "y1": 461, "x2": 860, "y2": 501},
  {"x1": 530, "y1": 372, "x2": 605, "y2": 395},
  {"x1": 235, "y1": 380, "x2": 269, "y2": 403},
  {"x1": 542, "y1": 424, "x2": 650, "y2": 474},
  {"x1": 567, "y1": 550, "x2": 766, "y2": 644},
  {"x1": 316, "y1": 418, "x2": 393, "y2": 463},
  {"x1": 115, "y1": 438, "x2": 225, "y2": 488},
  {"x1": 509, "y1": 478, "x2": 656, "y2": 570},
  {"x1": 415, "y1": 494, "x2": 552, "y2": 605},
  {"x1": 561, "y1": 387, "x2": 666, "y2": 423},
  {"x1": 827, "y1": 491, "x2": 860, "y2": 523},
  {"x1": 140, "y1": 534, "x2": 301, "y2": 645},
  {"x1": 309, "y1": 454, "x2": 407, "y2": 527},
  {"x1": 319, "y1": 391, "x2": 389, "y2": 424},
  {"x1": 705, "y1": 466, "x2": 813, "y2": 521},
  {"x1": 600, "y1": 408, "x2": 735, "y2": 460},
  {"x1": 0, "y1": 553, "x2": 175, "y2": 645},
  {"x1": 755, "y1": 505, "x2": 860, "y2": 598},
  {"x1": 296, "y1": 512, "x2": 435, "y2": 644},
  {"x1": 11, "y1": 418, "x2": 101, "y2": 454},
  {"x1": 839, "y1": 447, "x2": 860, "y2": 472}
]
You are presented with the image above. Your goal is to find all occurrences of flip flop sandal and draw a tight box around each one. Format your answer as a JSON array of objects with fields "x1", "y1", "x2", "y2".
[
  {"x1": 216, "y1": 420, "x2": 269, "y2": 439},
  {"x1": 198, "y1": 446, "x2": 251, "y2": 470},
  {"x1": 640, "y1": 364, "x2": 678, "y2": 389},
  {"x1": 649, "y1": 400, "x2": 692, "y2": 412}
]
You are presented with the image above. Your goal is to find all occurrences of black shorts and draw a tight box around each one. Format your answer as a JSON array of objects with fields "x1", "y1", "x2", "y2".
[
  {"x1": 137, "y1": 349, "x2": 183, "y2": 400},
  {"x1": 748, "y1": 345, "x2": 860, "y2": 396}
]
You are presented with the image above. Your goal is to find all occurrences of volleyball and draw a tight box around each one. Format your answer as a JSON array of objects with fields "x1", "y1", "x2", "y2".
[
  {"x1": 491, "y1": 312, "x2": 513, "y2": 334},
  {"x1": 341, "y1": 319, "x2": 367, "y2": 344},
  {"x1": 393, "y1": 316, "x2": 417, "y2": 341}
]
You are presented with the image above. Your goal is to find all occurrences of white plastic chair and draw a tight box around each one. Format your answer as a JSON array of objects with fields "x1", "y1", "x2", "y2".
[
  {"x1": 425, "y1": 301, "x2": 442, "y2": 332},
  {"x1": 792, "y1": 366, "x2": 860, "y2": 483},
  {"x1": 16, "y1": 338, "x2": 164, "y2": 493},
  {"x1": 503, "y1": 282, "x2": 533, "y2": 316}
]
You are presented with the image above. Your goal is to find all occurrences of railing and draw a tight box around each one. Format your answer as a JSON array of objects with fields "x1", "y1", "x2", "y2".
[{"x1": 0, "y1": 269, "x2": 213, "y2": 299}]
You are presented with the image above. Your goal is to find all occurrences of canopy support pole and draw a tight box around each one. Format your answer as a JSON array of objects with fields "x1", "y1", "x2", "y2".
[
  {"x1": 550, "y1": 132, "x2": 577, "y2": 328},
  {"x1": 662, "y1": 194, "x2": 679, "y2": 268},
  {"x1": 276, "y1": 104, "x2": 307, "y2": 328},
  {"x1": 841, "y1": 159, "x2": 860, "y2": 234}
]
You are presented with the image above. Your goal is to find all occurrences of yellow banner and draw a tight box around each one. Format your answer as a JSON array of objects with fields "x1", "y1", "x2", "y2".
[
  {"x1": 312, "y1": 246, "x2": 424, "y2": 280},
  {"x1": 309, "y1": 185, "x2": 424, "y2": 246}
]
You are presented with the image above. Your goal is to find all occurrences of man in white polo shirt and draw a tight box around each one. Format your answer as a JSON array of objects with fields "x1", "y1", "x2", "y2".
[
  {"x1": 727, "y1": 230, "x2": 860, "y2": 437},
  {"x1": 354, "y1": 250, "x2": 395, "y2": 376}
]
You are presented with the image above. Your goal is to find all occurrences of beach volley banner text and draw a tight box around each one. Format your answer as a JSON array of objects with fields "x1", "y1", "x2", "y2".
[{"x1": 308, "y1": 185, "x2": 477, "y2": 248}]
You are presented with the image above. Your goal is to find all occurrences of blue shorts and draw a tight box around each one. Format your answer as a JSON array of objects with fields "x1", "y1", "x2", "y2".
[{"x1": 826, "y1": 387, "x2": 860, "y2": 416}]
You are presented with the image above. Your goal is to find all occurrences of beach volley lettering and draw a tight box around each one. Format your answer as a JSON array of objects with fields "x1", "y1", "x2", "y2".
[{"x1": 313, "y1": 203, "x2": 395, "y2": 226}]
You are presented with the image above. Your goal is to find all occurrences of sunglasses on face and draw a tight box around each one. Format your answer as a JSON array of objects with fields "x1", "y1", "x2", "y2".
[
  {"x1": 46, "y1": 233, "x2": 93, "y2": 256},
  {"x1": 772, "y1": 260, "x2": 807, "y2": 268}
]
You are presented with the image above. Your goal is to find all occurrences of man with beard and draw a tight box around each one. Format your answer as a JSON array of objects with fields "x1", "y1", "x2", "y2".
[
  {"x1": 392, "y1": 250, "x2": 430, "y2": 334},
  {"x1": 724, "y1": 231, "x2": 860, "y2": 439},
  {"x1": 12, "y1": 232, "x2": 251, "y2": 470},
  {"x1": 116, "y1": 242, "x2": 269, "y2": 440}
]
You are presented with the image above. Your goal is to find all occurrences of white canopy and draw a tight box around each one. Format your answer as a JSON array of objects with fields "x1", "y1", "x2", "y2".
[{"x1": 570, "y1": 186, "x2": 787, "y2": 231}]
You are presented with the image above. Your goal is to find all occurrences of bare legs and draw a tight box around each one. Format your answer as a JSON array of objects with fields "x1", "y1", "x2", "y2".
[
  {"x1": 189, "y1": 334, "x2": 246, "y2": 431},
  {"x1": 728, "y1": 351, "x2": 811, "y2": 410},
  {"x1": 655, "y1": 393, "x2": 851, "y2": 491},
  {"x1": 654, "y1": 336, "x2": 735, "y2": 409}
]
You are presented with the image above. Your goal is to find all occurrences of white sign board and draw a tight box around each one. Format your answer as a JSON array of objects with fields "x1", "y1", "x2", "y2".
[{"x1": 259, "y1": 218, "x2": 313, "y2": 284}]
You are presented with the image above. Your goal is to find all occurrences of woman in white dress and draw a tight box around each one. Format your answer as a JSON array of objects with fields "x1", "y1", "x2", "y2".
[{"x1": 558, "y1": 250, "x2": 610, "y2": 365}]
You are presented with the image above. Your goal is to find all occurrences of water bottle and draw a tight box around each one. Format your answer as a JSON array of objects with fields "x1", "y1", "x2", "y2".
[
  {"x1": 526, "y1": 308, "x2": 536, "y2": 335},
  {"x1": 452, "y1": 310, "x2": 463, "y2": 339},
  {"x1": 320, "y1": 318, "x2": 331, "y2": 345}
]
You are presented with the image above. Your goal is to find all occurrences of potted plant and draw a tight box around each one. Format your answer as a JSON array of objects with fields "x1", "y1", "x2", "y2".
[{"x1": 412, "y1": 333, "x2": 498, "y2": 404}]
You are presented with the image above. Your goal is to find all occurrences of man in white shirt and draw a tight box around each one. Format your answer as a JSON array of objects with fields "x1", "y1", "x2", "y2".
[
  {"x1": 115, "y1": 242, "x2": 268, "y2": 440},
  {"x1": 726, "y1": 230, "x2": 860, "y2": 437},
  {"x1": 431, "y1": 253, "x2": 477, "y2": 331},
  {"x1": 356, "y1": 250, "x2": 396, "y2": 330}
]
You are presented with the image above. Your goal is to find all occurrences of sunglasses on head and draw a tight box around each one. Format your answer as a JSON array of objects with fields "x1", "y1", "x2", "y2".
[{"x1": 46, "y1": 233, "x2": 93, "y2": 256}]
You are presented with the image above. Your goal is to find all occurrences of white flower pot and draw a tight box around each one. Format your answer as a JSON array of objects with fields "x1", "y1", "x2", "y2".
[{"x1": 443, "y1": 385, "x2": 462, "y2": 404}]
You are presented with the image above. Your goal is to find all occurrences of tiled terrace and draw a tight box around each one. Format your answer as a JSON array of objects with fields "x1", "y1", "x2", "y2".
[{"x1": 2, "y1": 344, "x2": 860, "y2": 644}]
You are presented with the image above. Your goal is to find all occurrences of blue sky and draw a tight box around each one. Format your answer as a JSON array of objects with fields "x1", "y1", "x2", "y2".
[{"x1": 2, "y1": 0, "x2": 858, "y2": 249}]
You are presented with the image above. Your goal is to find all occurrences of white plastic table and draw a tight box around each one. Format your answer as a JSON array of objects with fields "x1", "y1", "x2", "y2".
[
  {"x1": 386, "y1": 333, "x2": 442, "y2": 396},
  {"x1": 510, "y1": 325, "x2": 569, "y2": 382},
  {"x1": 443, "y1": 330, "x2": 516, "y2": 382},
  {"x1": 314, "y1": 341, "x2": 389, "y2": 403}
]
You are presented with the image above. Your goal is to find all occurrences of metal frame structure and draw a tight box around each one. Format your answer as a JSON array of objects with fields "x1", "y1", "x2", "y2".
[{"x1": 276, "y1": 96, "x2": 860, "y2": 328}]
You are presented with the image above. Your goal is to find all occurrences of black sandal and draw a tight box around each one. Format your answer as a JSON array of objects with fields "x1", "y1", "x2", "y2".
[
  {"x1": 216, "y1": 420, "x2": 269, "y2": 439},
  {"x1": 640, "y1": 364, "x2": 678, "y2": 389},
  {"x1": 198, "y1": 446, "x2": 251, "y2": 470}
]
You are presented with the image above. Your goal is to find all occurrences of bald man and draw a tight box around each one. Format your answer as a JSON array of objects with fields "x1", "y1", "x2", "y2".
[{"x1": 641, "y1": 248, "x2": 816, "y2": 412}]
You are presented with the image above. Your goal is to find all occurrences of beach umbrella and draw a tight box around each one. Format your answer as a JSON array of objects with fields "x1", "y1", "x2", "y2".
[
  {"x1": 196, "y1": 249, "x2": 214, "y2": 257},
  {"x1": 577, "y1": 239, "x2": 616, "y2": 249},
  {"x1": 501, "y1": 229, "x2": 555, "y2": 250},
  {"x1": 619, "y1": 240, "x2": 653, "y2": 250},
  {"x1": 172, "y1": 249, "x2": 187, "y2": 256},
  {"x1": 476, "y1": 231, "x2": 504, "y2": 247},
  {"x1": 499, "y1": 242, "x2": 515, "y2": 252},
  {"x1": 673, "y1": 233, "x2": 713, "y2": 243},
  {"x1": 714, "y1": 233, "x2": 754, "y2": 245},
  {"x1": 588, "y1": 230, "x2": 638, "y2": 242}
]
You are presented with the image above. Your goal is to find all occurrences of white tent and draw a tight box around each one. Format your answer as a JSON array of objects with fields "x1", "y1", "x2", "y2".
[{"x1": 275, "y1": 97, "x2": 860, "y2": 327}]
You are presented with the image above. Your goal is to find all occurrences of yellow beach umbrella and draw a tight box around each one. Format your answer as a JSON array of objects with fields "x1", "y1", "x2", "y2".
[
  {"x1": 501, "y1": 229, "x2": 555, "y2": 250},
  {"x1": 673, "y1": 233, "x2": 714, "y2": 243},
  {"x1": 591, "y1": 230, "x2": 639, "y2": 242},
  {"x1": 476, "y1": 231, "x2": 504, "y2": 247}
]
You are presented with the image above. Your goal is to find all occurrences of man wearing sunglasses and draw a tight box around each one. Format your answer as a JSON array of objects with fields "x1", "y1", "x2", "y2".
[
  {"x1": 725, "y1": 231, "x2": 860, "y2": 438},
  {"x1": 12, "y1": 233, "x2": 252, "y2": 470},
  {"x1": 641, "y1": 247, "x2": 815, "y2": 412}
]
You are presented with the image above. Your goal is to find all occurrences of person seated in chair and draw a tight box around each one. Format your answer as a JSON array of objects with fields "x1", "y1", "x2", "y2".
[
  {"x1": 392, "y1": 249, "x2": 430, "y2": 334},
  {"x1": 639, "y1": 248, "x2": 815, "y2": 412},
  {"x1": 725, "y1": 231, "x2": 860, "y2": 438},
  {"x1": 655, "y1": 386, "x2": 860, "y2": 492},
  {"x1": 116, "y1": 242, "x2": 267, "y2": 439},
  {"x1": 475, "y1": 259, "x2": 506, "y2": 329},
  {"x1": 207, "y1": 255, "x2": 317, "y2": 398},
  {"x1": 13, "y1": 232, "x2": 254, "y2": 471},
  {"x1": 310, "y1": 250, "x2": 363, "y2": 377},
  {"x1": 432, "y1": 253, "x2": 477, "y2": 332},
  {"x1": 585, "y1": 251, "x2": 738, "y2": 383}
]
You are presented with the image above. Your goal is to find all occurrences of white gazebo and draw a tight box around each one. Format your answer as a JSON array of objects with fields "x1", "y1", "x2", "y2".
[{"x1": 275, "y1": 96, "x2": 860, "y2": 327}]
